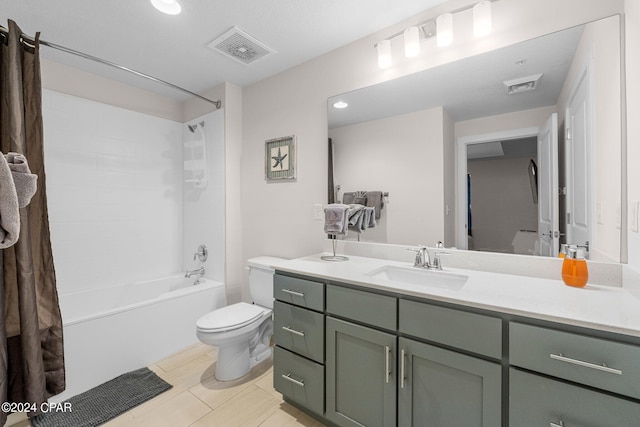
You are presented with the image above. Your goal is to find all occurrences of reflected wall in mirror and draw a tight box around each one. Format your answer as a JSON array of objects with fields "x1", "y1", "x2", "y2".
[{"x1": 328, "y1": 15, "x2": 622, "y2": 262}]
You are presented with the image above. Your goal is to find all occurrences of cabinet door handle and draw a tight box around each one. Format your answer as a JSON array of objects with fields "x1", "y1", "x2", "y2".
[
  {"x1": 282, "y1": 288, "x2": 305, "y2": 297},
  {"x1": 282, "y1": 326, "x2": 305, "y2": 337},
  {"x1": 549, "y1": 422, "x2": 564, "y2": 427},
  {"x1": 550, "y1": 353, "x2": 622, "y2": 375},
  {"x1": 400, "y1": 349, "x2": 406, "y2": 389},
  {"x1": 385, "y1": 346, "x2": 391, "y2": 384},
  {"x1": 281, "y1": 373, "x2": 305, "y2": 387}
]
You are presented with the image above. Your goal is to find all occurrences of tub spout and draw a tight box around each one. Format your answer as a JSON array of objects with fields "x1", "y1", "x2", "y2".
[{"x1": 185, "y1": 267, "x2": 205, "y2": 278}]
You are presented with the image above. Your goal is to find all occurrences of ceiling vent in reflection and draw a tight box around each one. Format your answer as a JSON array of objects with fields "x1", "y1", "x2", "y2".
[
  {"x1": 503, "y1": 73, "x2": 543, "y2": 95},
  {"x1": 207, "y1": 26, "x2": 275, "y2": 65}
]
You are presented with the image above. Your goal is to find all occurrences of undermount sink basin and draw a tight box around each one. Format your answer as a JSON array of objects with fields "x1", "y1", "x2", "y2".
[{"x1": 366, "y1": 265, "x2": 468, "y2": 290}]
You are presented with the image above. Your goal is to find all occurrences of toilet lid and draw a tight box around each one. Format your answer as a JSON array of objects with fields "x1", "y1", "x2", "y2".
[{"x1": 196, "y1": 302, "x2": 267, "y2": 332}]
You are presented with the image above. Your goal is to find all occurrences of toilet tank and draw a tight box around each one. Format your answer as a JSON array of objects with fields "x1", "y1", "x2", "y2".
[{"x1": 247, "y1": 256, "x2": 286, "y2": 309}]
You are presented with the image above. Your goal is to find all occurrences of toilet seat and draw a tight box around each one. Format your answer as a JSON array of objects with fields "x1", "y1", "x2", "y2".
[{"x1": 196, "y1": 302, "x2": 267, "y2": 333}]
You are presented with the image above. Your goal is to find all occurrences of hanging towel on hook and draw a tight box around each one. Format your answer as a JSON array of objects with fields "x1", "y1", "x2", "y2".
[
  {"x1": 5, "y1": 152, "x2": 38, "y2": 207},
  {"x1": 0, "y1": 152, "x2": 20, "y2": 248},
  {"x1": 0, "y1": 152, "x2": 38, "y2": 248},
  {"x1": 366, "y1": 191, "x2": 384, "y2": 219}
]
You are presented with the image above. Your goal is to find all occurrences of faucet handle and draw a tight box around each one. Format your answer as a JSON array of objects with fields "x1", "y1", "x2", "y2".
[
  {"x1": 406, "y1": 245, "x2": 427, "y2": 267},
  {"x1": 193, "y1": 244, "x2": 208, "y2": 262},
  {"x1": 430, "y1": 250, "x2": 450, "y2": 270}
]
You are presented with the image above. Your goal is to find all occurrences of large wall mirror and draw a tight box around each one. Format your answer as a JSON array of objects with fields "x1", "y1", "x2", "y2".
[{"x1": 328, "y1": 15, "x2": 624, "y2": 263}]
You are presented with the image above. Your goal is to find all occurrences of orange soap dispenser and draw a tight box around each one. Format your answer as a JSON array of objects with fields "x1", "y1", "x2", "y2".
[
  {"x1": 562, "y1": 248, "x2": 588, "y2": 288},
  {"x1": 558, "y1": 244, "x2": 568, "y2": 258}
]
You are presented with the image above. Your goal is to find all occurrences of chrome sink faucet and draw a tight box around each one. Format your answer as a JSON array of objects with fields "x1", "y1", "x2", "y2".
[{"x1": 407, "y1": 242, "x2": 448, "y2": 270}]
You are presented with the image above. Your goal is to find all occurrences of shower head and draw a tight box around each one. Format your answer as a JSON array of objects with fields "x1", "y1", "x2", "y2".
[{"x1": 188, "y1": 124, "x2": 197, "y2": 133}]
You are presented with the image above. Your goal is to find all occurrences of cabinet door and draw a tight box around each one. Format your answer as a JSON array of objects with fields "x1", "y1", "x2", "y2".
[
  {"x1": 326, "y1": 317, "x2": 397, "y2": 427},
  {"x1": 398, "y1": 337, "x2": 501, "y2": 427}
]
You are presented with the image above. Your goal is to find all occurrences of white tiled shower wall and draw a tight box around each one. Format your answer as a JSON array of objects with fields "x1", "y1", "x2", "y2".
[
  {"x1": 182, "y1": 110, "x2": 225, "y2": 283},
  {"x1": 42, "y1": 89, "x2": 183, "y2": 295}
]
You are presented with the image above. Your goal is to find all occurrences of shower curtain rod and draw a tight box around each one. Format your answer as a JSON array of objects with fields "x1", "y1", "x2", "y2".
[{"x1": 1, "y1": 26, "x2": 222, "y2": 109}]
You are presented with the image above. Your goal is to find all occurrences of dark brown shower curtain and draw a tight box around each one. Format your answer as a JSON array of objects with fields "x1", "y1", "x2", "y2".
[{"x1": 0, "y1": 20, "x2": 65, "y2": 424}]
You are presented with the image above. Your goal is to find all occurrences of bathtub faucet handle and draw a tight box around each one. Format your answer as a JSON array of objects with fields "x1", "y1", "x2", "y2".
[{"x1": 193, "y1": 244, "x2": 208, "y2": 262}]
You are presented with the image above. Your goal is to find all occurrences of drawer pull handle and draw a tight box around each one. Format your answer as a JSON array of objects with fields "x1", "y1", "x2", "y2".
[
  {"x1": 400, "y1": 349, "x2": 406, "y2": 389},
  {"x1": 281, "y1": 373, "x2": 305, "y2": 387},
  {"x1": 550, "y1": 353, "x2": 622, "y2": 375},
  {"x1": 282, "y1": 326, "x2": 305, "y2": 337},
  {"x1": 385, "y1": 346, "x2": 391, "y2": 384},
  {"x1": 282, "y1": 288, "x2": 305, "y2": 297},
  {"x1": 549, "y1": 422, "x2": 564, "y2": 427}
]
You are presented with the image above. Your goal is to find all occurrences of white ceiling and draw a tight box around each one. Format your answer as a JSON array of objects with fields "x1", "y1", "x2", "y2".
[{"x1": 1, "y1": 0, "x2": 449, "y2": 99}]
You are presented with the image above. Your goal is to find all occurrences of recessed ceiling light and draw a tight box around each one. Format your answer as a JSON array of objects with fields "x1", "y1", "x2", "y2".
[
  {"x1": 150, "y1": 0, "x2": 182, "y2": 15},
  {"x1": 333, "y1": 101, "x2": 349, "y2": 109}
]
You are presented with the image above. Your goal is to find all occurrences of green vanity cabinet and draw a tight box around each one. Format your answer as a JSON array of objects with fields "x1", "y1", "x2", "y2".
[
  {"x1": 326, "y1": 316, "x2": 397, "y2": 427},
  {"x1": 510, "y1": 368, "x2": 640, "y2": 426},
  {"x1": 398, "y1": 299, "x2": 502, "y2": 427},
  {"x1": 509, "y1": 322, "x2": 640, "y2": 426},
  {"x1": 398, "y1": 337, "x2": 502, "y2": 427},
  {"x1": 273, "y1": 271, "x2": 640, "y2": 427},
  {"x1": 273, "y1": 274, "x2": 326, "y2": 417}
]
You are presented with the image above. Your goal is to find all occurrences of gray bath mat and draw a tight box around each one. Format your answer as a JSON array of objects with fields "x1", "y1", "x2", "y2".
[{"x1": 31, "y1": 367, "x2": 172, "y2": 427}]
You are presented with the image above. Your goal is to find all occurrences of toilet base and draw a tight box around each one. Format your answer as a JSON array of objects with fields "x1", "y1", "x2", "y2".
[{"x1": 215, "y1": 343, "x2": 272, "y2": 381}]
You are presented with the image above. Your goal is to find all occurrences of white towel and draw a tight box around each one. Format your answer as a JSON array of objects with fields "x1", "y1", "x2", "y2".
[{"x1": 324, "y1": 204, "x2": 349, "y2": 235}]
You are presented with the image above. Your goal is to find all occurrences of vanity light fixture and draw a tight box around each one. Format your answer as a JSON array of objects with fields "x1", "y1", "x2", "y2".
[
  {"x1": 150, "y1": 0, "x2": 182, "y2": 15},
  {"x1": 473, "y1": 1, "x2": 492, "y2": 38},
  {"x1": 404, "y1": 27, "x2": 421, "y2": 58},
  {"x1": 375, "y1": 0, "x2": 495, "y2": 69},
  {"x1": 436, "y1": 13, "x2": 453, "y2": 47},
  {"x1": 333, "y1": 101, "x2": 349, "y2": 109},
  {"x1": 377, "y1": 39, "x2": 392, "y2": 69}
]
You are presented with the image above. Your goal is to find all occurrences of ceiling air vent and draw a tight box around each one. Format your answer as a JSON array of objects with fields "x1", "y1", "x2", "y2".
[
  {"x1": 207, "y1": 27, "x2": 275, "y2": 65},
  {"x1": 503, "y1": 73, "x2": 543, "y2": 95}
]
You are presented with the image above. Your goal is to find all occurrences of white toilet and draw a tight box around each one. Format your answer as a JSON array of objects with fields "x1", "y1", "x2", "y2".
[{"x1": 196, "y1": 256, "x2": 285, "y2": 381}]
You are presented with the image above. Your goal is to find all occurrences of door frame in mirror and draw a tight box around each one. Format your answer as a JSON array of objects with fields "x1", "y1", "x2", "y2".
[{"x1": 456, "y1": 127, "x2": 540, "y2": 250}]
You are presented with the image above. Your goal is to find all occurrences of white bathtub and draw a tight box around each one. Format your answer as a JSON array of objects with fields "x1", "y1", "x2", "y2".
[{"x1": 54, "y1": 275, "x2": 226, "y2": 401}]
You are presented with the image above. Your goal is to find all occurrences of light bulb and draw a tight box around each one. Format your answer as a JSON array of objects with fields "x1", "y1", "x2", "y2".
[
  {"x1": 473, "y1": 1, "x2": 492, "y2": 38},
  {"x1": 377, "y1": 40, "x2": 392, "y2": 69},
  {"x1": 404, "y1": 27, "x2": 420, "y2": 58},
  {"x1": 436, "y1": 13, "x2": 453, "y2": 47},
  {"x1": 150, "y1": 0, "x2": 182, "y2": 15}
]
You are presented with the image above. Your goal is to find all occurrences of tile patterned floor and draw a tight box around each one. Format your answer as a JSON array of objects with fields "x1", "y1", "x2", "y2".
[{"x1": 7, "y1": 344, "x2": 326, "y2": 427}]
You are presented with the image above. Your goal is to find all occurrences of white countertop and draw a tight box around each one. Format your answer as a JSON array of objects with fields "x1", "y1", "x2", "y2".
[{"x1": 275, "y1": 253, "x2": 640, "y2": 338}]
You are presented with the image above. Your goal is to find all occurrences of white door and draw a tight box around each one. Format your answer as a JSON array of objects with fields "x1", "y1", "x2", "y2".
[
  {"x1": 538, "y1": 113, "x2": 559, "y2": 257},
  {"x1": 565, "y1": 68, "x2": 591, "y2": 255}
]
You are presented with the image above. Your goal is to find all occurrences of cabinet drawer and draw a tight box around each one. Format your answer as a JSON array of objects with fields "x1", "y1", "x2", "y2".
[
  {"x1": 510, "y1": 322, "x2": 640, "y2": 400},
  {"x1": 326, "y1": 284, "x2": 396, "y2": 331},
  {"x1": 274, "y1": 346, "x2": 325, "y2": 416},
  {"x1": 273, "y1": 301, "x2": 324, "y2": 363},
  {"x1": 399, "y1": 299, "x2": 502, "y2": 359},
  {"x1": 510, "y1": 368, "x2": 640, "y2": 426},
  {"x1": 274, "y1": 274, "x2": 324, "y2": 311}
]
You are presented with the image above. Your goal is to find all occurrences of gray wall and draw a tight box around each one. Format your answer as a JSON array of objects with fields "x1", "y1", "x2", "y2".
[{"x1": 467, "y1": 157, "x2": 538, "y2": 253}]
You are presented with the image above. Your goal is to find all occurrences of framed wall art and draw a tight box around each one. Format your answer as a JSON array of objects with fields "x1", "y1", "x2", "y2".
[{"x1": 265, "y1": 135, "x2": 296, "y2": 181}]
